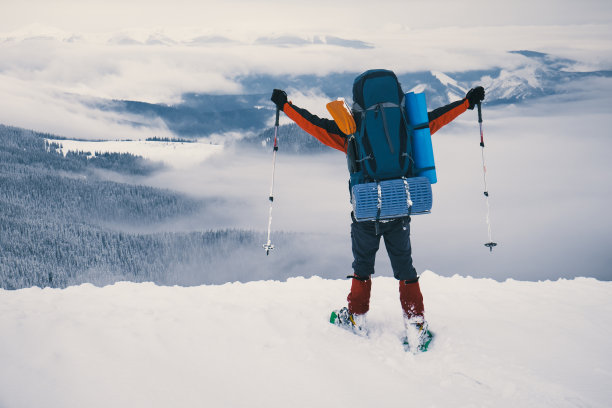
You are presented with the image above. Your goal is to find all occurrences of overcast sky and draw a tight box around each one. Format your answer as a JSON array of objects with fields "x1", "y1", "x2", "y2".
[
  {"x1": 3, "y1": 0, "x2": 612, "y2": 32},
  {"x1": 1, "y1": 0, "x2": 611, "y2": 137}
]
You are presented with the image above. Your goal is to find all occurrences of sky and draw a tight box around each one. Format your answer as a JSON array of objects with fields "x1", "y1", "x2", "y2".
[
  {"x1": 1, "y1": 0, "x2": 611, "y2": 139},
  {"x1": 3, "y1": 0, "x2": 612, "y2": 32}
]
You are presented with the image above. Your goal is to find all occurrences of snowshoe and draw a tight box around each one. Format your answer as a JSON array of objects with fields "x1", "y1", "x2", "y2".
[
  {"x1": 330, "y1": 307, "x2": 368, "y2": 337},
  {"x1": 403, "y1": 320, "x2": 433, "y2": 353}
]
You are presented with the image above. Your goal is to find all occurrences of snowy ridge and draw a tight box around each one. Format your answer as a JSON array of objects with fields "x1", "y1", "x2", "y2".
[
  {"x1": 0, "y1": 25, "x2": 372, "y2": 49},
  {"x1": 431, "y1": 70, "x2": 467, "y2": 101},
  {"x1": 98, "y1": 51, "x2": 612, "y2": 139},
  {"x1": 1, "y1": 272, "x2": 610, "y2": 407},
  {"x1": 46, "y1": 138, "x2": 223, "y2": 169}
]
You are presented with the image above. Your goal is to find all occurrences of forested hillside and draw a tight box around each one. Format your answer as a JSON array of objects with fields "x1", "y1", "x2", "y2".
[
  {"x1": 0, "y1": 125, "x2": 262, "y2": 289},
  {"x1": 246, "y1": 123, "x2": 329, "y2": 153}
]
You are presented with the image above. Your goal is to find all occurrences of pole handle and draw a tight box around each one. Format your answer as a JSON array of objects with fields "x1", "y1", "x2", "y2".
[
  {"x1": 275, "y1": 107, "x2": 280, "y2": 127},
  {"x1": 477, "y1": 103, "x2": 484, "y2": 147}
]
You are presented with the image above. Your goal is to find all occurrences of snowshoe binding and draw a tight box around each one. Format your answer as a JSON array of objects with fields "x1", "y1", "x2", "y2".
[
  {"x1": 330, "y1": 307, "x2": 368, "y2": 337},
  {"x1": 403, "y1": 320, "x2": 433, "y2": 353}
]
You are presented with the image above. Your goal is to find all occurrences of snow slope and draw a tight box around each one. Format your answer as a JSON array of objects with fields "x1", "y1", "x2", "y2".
[
  {"x1": 1, "y1": 272, "x2": 610, "y2": 408},
  {"x1": 46, "y1": 139, "x2": 223, "y2": 169}
]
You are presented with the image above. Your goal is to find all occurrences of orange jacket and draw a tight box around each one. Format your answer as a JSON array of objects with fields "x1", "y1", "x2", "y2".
[{"x1": 281, "y1": 98, "x2": 470, "y2": 154}]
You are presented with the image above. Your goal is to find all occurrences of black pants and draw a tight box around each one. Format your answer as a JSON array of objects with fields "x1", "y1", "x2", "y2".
[{"x1": 350, "y1": 214, "x2": 417, "y2": 281}]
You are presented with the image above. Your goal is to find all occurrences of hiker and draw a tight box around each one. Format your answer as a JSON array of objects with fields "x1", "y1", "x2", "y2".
[{"x1": 271, "y1": 71, "x2": 484, "y2": 350}]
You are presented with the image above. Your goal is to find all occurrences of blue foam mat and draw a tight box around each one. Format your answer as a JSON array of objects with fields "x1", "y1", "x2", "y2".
[{"x1": 352, "y1": 177, "x2": 432, "y2": 221}]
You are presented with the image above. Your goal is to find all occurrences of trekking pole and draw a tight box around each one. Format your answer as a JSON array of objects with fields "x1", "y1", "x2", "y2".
[
  {"x1": 263, "y1": 107, "x2": 280, "y2": 255},
  {"x1": 477, "y1": 103, "x2": 497, "y2": 252}
]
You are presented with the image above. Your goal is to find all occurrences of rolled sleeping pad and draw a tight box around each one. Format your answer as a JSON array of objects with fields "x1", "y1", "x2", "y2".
[
  {"x1": 405, "y1": 92, "x2": 429, "y2": 125},
  {"x1": 413, "y1": 128, "x2": 437, "y2": 184},
  {"x1": 352, "y1": 177, "x2": 432, "y2": 221},
  {"x1": 405, "y1": 92, "x2": 437, "y2": 184}
]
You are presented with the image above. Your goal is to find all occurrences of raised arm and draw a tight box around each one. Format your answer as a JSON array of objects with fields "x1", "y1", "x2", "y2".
[
  {"x1": 271, "y1": 89, "x2": 348, "y2": 153},
  {"x1": 428, "y1": 86, "x2": 485, "y2": 135}
]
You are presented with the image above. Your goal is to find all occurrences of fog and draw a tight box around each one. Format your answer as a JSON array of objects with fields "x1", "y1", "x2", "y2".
[
  {"x1": 423, "y1": 93, "x2": 612, "y2": 281},
  {"x1": 134, "y1": 80, "x2": 612, "y2": 282}
]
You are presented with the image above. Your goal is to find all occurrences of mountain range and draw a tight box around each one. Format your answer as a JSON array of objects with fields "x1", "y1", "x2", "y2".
[{"x1": 94, "y1": 50, "x2": 612, "y2": 141}]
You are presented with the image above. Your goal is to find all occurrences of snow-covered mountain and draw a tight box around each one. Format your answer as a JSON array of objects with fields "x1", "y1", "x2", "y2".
[
  {"x1": 96, "y1": 50, "x2": 611, "y2": 139},
  {"x1": 1, "y1": 272, "x2": 610, "y2": 408},
  {"x1": 0, "y1": 25, "x2": 374, "y2": 49}
]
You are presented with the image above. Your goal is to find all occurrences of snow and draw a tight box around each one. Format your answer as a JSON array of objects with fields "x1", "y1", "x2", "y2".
[
  {"x1": 431, "y1": 70, "x2": 467, "y2": 102},
  {"x1": 431, "y1": 70, "x2": 459, "y2": 88},
  {"x1": 1, "y1": 272, "x2": 610, "y2": 408},
  {"x1": 46, "y1": 139, "x2": 223, "y2": 169}
]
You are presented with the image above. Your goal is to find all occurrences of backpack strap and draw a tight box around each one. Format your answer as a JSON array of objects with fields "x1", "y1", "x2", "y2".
[
  {"x1": 375, "y1": 181, "x2": 382, "y2": 235},
  {"x1": 364, "y1": 99, "x2": 414, "y2": 177},
  {"x1": 352, "y1": 103, "x2": 376, "y2": 178},
  {"x1": 356, "y1": 101, "x2": 400, "y2": 155},
  {"x1": 401, "y1": 177, "x2": 413, "y2": 229},
  {"x1": 402, "y1": 176, "x2": 414, "y2": 209},
  {"x1": 398, "y1": 97, "x2": 414, "y2": 175},
  {"x1": 374, "y1": 103, "x2": 394, "y2": 154},
  {"x1": 353, "y1": 98, "x2": 414, "y2": 180}
]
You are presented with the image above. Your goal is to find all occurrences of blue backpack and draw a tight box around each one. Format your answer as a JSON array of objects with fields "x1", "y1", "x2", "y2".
[{"x1": 348, "y1": 69, "x2": 435, "y2": 221}]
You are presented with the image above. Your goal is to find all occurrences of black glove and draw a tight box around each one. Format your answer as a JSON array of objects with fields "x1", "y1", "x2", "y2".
[
  {"x1": 271, "y1": 89, "x2": 288, "y2": 110},
  {"x1": 466, "y1": 86, "x2": 485, "y2": 110}
]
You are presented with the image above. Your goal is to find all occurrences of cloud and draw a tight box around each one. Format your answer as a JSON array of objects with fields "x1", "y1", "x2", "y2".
[
  {"x1": 0, "y1": 73, "x2": 175, "y2": 140},
  {"x1": 2, "y1": 20, "x2": 610, "y2": 140}
]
